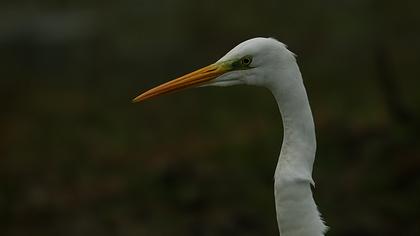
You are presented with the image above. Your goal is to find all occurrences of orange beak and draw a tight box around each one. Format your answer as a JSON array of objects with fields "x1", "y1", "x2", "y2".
[{"x1": 132, "y1": 63, "x2": 229, "y2": 103}]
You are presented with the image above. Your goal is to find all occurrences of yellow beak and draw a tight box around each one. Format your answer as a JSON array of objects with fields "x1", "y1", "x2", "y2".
[{"x1": 132, "y1": 63, "x2": 229, "y2": 103}]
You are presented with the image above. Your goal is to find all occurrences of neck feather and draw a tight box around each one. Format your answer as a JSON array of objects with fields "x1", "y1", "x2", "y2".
[{"x1": 267, "y1": 62, "x2": 327, "y2": 236}]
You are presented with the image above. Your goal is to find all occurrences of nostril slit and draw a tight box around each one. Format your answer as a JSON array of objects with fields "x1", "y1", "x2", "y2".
[{"x1": 205, "y1": 68, "x2": 217, "y2": 72}]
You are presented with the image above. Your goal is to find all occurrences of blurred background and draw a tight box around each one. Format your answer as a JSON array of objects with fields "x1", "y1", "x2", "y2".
[{"x1": 1, "y1": 0, "x2": 420, "y2": 235}]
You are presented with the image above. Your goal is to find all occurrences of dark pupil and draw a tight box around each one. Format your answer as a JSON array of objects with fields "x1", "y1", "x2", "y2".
[{"x1": 242, "y1": 58, "x2": 250, "y2": 64}]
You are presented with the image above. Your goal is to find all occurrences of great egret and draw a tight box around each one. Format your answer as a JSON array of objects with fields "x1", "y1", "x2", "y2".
[{"x1": 133, "y1": 38, "x2": 328, "y2": 236}]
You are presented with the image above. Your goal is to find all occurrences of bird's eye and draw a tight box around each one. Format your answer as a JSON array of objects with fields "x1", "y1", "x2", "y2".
[{"x1": 240, "y1": 56, "x2": 252, "y2": 66}]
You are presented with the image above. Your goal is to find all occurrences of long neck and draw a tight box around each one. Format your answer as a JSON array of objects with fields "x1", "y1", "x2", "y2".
[{"x1": 267, "y1": 63, "x2": 327, "y2": 236}]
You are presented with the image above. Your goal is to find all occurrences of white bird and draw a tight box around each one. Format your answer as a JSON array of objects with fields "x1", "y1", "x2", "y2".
[{"x1": 133, "y1": 37, "x2": 328, "y2": 236}]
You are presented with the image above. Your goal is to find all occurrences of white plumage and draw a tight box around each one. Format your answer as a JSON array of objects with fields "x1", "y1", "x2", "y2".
[{"x1": 134, "y1": 37, "x2": 328, "y2": 235}]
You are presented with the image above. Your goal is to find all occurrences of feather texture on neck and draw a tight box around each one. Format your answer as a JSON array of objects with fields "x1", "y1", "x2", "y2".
[{"x1": 267, "y1": 60, "x2": 327, "y2": 236}]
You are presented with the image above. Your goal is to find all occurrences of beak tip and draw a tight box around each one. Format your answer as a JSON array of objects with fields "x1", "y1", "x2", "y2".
[{"x1": 132, "y1": 96, "x2": 142, "y2": 103}]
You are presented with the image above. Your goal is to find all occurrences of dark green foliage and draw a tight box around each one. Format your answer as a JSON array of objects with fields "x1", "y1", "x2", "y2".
[{"x1": 1, "y1": 0, "x2": 420, "y2": 235}]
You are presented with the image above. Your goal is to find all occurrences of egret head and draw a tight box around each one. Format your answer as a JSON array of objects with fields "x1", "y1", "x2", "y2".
[{"x1": 133, "y1": 37, "x2": 296, "y2": 102}]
